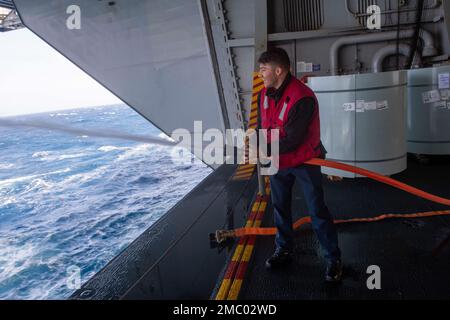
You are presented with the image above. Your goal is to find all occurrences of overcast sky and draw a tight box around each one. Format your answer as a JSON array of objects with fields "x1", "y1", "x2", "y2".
[{"x1": 0, "y1": 28, "x2": 122, "y2": 117}]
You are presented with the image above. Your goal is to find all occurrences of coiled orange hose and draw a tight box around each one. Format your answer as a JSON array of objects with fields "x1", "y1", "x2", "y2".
[{"x1": 231, "y1": 158, "x2": 450, "y2": 237}]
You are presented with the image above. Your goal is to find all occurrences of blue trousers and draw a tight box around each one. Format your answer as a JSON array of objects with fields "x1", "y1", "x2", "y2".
[{"x1": 269, "y1": 164, "x2": 341, "y2": 262}]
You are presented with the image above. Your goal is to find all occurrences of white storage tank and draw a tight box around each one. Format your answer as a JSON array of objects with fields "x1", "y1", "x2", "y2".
[
  {"x1": 407, "y1": 65, "x2": 450, "y2": 155},
  {"x1": 308, "y1": 71, "x2": 407, "y2": 178}
]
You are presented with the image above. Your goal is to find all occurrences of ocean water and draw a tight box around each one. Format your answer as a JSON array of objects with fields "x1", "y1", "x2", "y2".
[{"x1": 0, "y1": 105, "x2": 211, "y2": 300}]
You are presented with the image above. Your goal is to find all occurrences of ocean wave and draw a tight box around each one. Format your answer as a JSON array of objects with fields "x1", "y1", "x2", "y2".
[
  {"x1": 32, "y1": 151, "x2": 50, "y2": 158},
  {"x1": 0, "y1": 168, "x2": 71, "y2": 189},
  {"x1": 54, "y1": 154, "x2": 87, "y2": 161},
  {"x1": 24, "y1": 178, "x2": 54, "y2": 193},
  {"x1": 0, "y1": 105, "x2": 211, "y2": 300},
  {"x1": 32, "y1": 151, "x2": 87, "y2": 162},
  {"x1": 0, "y1": 241, "x2": 68, "y2": 300},
  {"x1": 55, "y1": 112, "x2": 78, "y2": 117},
  {"x1": 98, "y1": 146, "x2": 131, "y2": 153},
  {"x1": 0, "y1": 196, "x2": 17, "y2": 206},
  {"x1": 59, "y1": 165, "x2": 109, "y2": 186},
  {"x1": 0, "y1": 240, "x2": 37, "y2": 284},
  {"x1": 0, "y1": 174, "x2": 42, "y2": 189},
  {"x1": 130, "y1": 176, "x2": 162, "y2": 185},
  {"x1": 116, "y1": 144, "x2": 153, "y2": 161},
  {"x1": 0, "y1": 163, "x2": 15, "y2": 170}
]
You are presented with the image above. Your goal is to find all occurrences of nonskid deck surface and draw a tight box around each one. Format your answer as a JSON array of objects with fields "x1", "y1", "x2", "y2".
[{"x1": 238, "y1": 156, "x2": 450, "y2": 300}]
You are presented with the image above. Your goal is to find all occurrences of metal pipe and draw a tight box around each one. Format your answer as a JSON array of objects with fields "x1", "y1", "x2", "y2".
[
  {"x1": 372, "y1": 43, "x2": 422, "y2": 72},
  {"x1": 330, "y1": 28, "x2": 437, "y2": 75},
  {"x1": 345, "y1": 0, "x2": 358, "y2": 16},
  {"x1": 345, "y1": 0, "x2": 440, "y2": 17}
]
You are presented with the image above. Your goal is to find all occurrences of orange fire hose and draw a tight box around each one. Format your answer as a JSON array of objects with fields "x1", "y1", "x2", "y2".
[
  {"x1": 223, "y1": 158, "x2": 450, "y2": 239},
  {"x1": 308, "y1": 159, "x2": 450, "y2": 206}
]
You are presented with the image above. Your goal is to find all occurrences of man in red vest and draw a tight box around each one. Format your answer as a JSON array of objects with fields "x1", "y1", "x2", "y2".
[{"x1": 257, "y1": 48, "x2": 342, "y2": 282}]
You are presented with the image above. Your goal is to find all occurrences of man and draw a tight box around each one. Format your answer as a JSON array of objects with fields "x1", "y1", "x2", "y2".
[{"x1": 257, "y1": 47, "x2": 342, "y2": 282}]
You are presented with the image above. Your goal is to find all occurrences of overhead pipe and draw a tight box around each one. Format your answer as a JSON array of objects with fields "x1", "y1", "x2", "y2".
[
  {"x1": 345, "y1": 0, "x2": 441, "y2": 17},
  {"x1": 330, "y1": 29, "x2": 437, "y2": 75},
  {"x1": 372, "y1": 43, "x2": 422, "y2": 73}
]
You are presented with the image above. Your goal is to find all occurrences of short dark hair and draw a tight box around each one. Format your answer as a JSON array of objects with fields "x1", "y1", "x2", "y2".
[{"x1": 257, "y1": 47, "x2": 291, "y2": 70}]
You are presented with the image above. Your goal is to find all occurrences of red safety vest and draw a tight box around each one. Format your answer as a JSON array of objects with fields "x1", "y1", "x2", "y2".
[{"x1": 259, "y1": 76, "x2": 322, "y2": 170}]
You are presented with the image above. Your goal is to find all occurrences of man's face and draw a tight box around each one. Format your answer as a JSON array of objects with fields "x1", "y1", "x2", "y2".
[{"x1": 259, "y1": 63, "x2": 283, "y2": 89}]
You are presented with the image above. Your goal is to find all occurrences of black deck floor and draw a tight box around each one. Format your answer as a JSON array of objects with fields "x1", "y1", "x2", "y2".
[{"x1": 239, "y1": 156, "x2": 450, "y2": 300}]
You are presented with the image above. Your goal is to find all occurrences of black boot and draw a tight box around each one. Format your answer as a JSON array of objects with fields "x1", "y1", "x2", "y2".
[{"x1": 265, "y1": 248, "x2": 293, "y2": 270}]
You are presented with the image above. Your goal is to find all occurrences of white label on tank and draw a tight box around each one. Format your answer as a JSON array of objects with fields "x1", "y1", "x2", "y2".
[
  {"x1": 356, "y1": 100, "x2": 365, "y2": 112},
  {"x1": 343, "y1": 101, "x2": 388, "y2": 112},
  {"x1": 376, "y1": 100, "x2": 389, "y2": 110},
  {"x1": 422, "y1": 90, "x2": 441, "y2": 104},
  {"x1": 440, "y1": 90, "x2": 450, "y2": 101},
  {"x1": 305, "y1": 63, "x2": 313, "y2": 72},
  {"x1": 365, "y1": 101, "x2": 377, "y2": 111},
  {"x1": 343, "y1": 102, "x2": 355, "y2": 112},
  {"x1": 434, "y1": 101, "x2": 447, "y2": 109},
  {"x1": 297, "y1": 61, "x2": 314, "y2": 73},
  {"x1": 438, "y1": 73, "x2": 450, "y2": 89},
  {"x1": 447, "y1": 102, "x2": 450, "y2": 110},
  {"x1": 297, "y1": 61, "x2": 306, "y2": 72}
]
